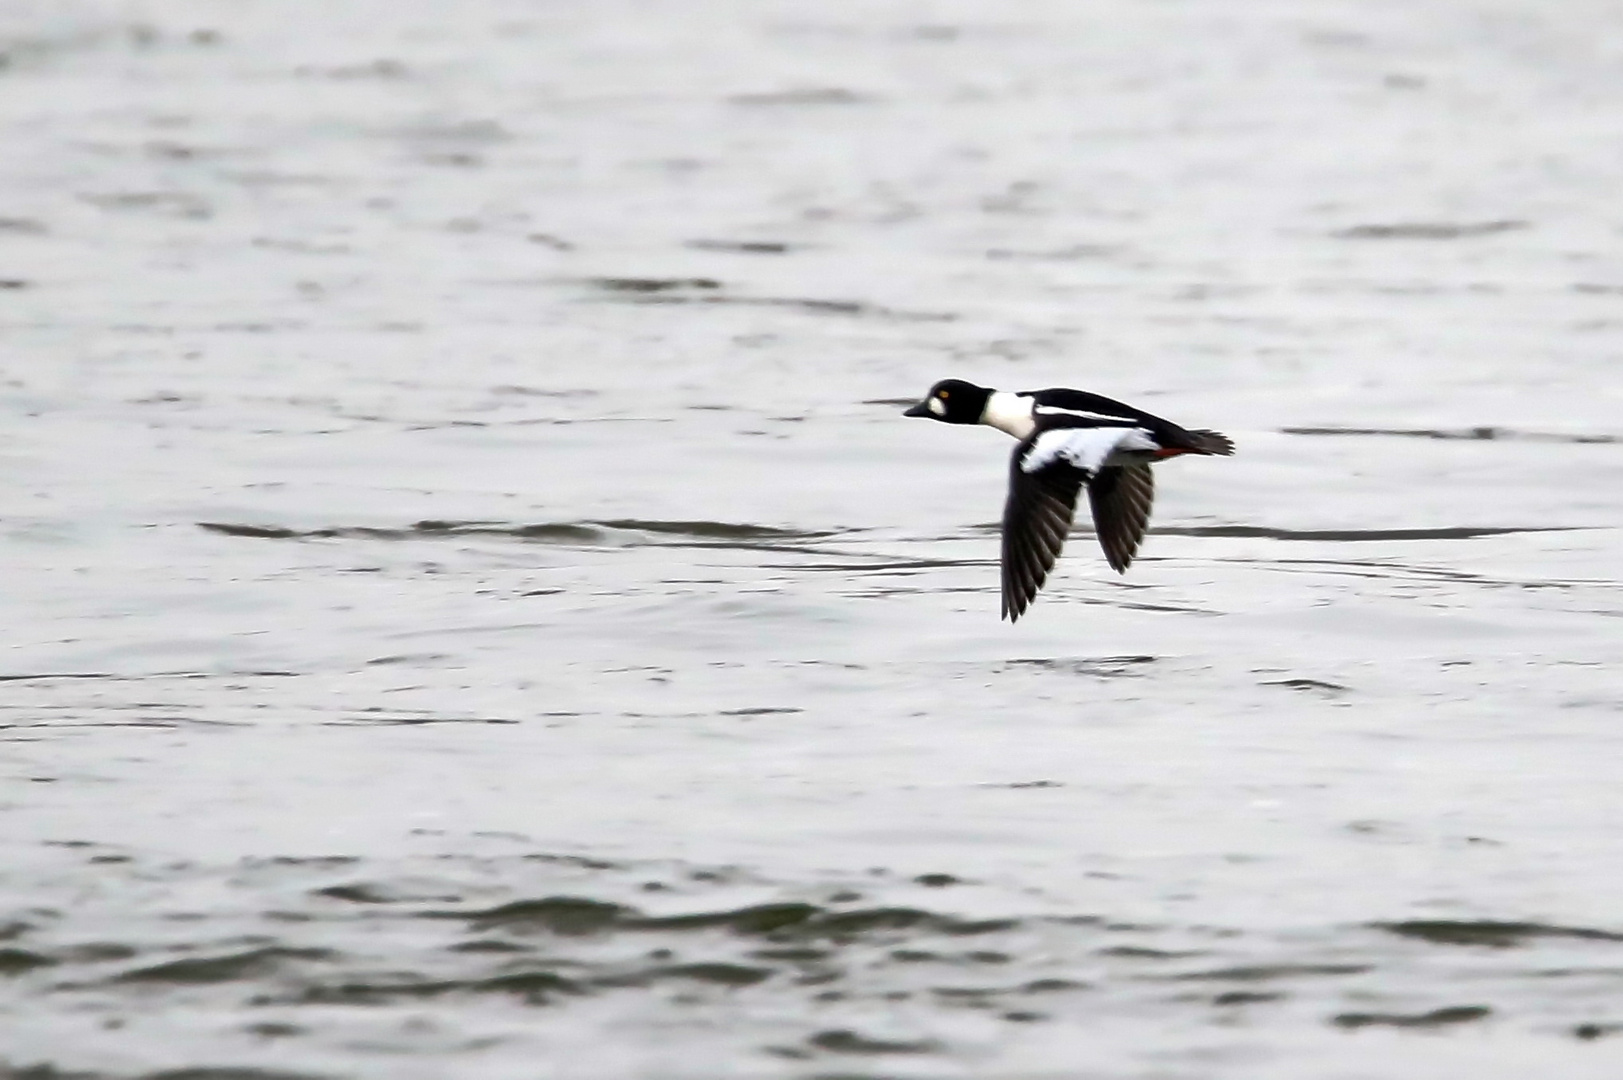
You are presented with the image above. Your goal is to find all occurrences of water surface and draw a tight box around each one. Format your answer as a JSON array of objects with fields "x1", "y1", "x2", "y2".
[{"x1": 2, "y1": 2, "x2": 1621, "y2": 1077}]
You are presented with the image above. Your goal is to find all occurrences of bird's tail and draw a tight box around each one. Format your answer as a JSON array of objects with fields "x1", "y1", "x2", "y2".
[{"x1": 1185, "y1": 429, "x2": 1235, "y2": 456}]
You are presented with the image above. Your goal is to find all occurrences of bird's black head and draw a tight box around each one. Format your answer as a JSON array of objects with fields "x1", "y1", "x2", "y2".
[{"x1": 903, "y1": 379, "x2": 992, "y2": 425}]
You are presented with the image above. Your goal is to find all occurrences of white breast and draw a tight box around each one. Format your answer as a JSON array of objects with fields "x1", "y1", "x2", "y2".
[
  {"x1": 1022, "y1": 426, "x2": 1158, "y2": 475},
  {"x1": 979, "y1": 391, "x2": 1036, "y2": 439}
]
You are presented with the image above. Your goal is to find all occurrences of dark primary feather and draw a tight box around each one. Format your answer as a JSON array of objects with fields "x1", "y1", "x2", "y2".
[
  {"x1": 1087, "y1": 464, "x2": 1156, "y2": 573},
  {"x1": 1000, "y1": 445, "x2": 1085, "y2": 622},
  {"x1": 1002, "y1": 439, "x2": 1160, "y2": 620}
]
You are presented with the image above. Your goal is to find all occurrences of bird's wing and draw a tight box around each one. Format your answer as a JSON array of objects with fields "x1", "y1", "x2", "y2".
[
  {"x1": 1087, "y1": 464, "x2": 1156, "y2": 573},
  {"x1": 1002, "y1": 426, "x2": 1159, "y2": 621},
  {"x1": 1024, "y1": 388, "x2": 1150, "y2": 425},
  {"x1": 1028, "y1": 388, "x2": 1235, "y2": 454},
  {"x1": 1002, "y1": 446, "x2": 1084, "y2": 623}
]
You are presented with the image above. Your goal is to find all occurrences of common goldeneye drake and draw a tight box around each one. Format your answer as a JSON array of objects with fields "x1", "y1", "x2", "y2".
[{"x1": 904, "y1": 379, "x2": 1234, "y2": 622}]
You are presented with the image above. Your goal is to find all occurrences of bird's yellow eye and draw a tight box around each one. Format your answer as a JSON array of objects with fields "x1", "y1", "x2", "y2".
[{"x1": 939, "y1": 390, "x2": 950, "y2": 400}]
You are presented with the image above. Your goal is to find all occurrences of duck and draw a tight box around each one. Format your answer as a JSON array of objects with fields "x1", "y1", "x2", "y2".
[{"x1": 904, "y1": 378, "x2": 1234, "y2": 621}]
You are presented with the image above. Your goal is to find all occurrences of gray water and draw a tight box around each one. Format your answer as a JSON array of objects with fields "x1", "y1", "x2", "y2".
[{"x1": 2, "y1": 2, "x2": 1622, "y2": 1077}]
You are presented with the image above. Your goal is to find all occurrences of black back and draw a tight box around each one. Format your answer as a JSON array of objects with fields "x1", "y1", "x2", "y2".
[{"x1": 1024, "y1": 387, "x2": 1210, "y2": 451}]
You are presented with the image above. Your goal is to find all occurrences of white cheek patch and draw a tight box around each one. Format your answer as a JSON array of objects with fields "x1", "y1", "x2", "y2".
[
  {"x1": 1022, "y1": 427, "x2": 1157, "y2": 475},
  {"x1": 928, "y1": 397, "x2": 946, "y2": 417}
]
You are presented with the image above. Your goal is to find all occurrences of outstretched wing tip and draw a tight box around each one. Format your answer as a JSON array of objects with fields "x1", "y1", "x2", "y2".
[
  {"x1": 1088, "y1": 464, "x2": 1155, "y2": 578},
  {"x1": 1002, "y1": 430, "x2": 1165, "y2": 624}
]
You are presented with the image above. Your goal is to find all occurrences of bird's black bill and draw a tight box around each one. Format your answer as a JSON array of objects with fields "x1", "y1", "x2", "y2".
[{"x1": 903, "y1": 401, "x2": 931, "y2": 417}]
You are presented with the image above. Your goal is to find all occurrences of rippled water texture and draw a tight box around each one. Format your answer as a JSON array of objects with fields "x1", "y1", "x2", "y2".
[{"x1": 2, "y1": 1, "x2": 1621, "y2": 1077}]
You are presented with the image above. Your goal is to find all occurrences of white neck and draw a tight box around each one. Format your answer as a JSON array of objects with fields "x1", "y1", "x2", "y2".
[{"x1": 979, "y1": 390, "x2": 1035, "y2": 440}]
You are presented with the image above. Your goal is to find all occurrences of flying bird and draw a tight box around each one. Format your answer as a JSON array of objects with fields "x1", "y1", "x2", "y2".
[{"x1": 904, "y1": 379, "x2": 1234, "y2": 621}]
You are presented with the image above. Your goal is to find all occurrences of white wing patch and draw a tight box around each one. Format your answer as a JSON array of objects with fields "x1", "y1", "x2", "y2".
[
  {"x1": 1022, "y1": 426, "x2": 1158, "y2": 475},
  {"x1": 1033, "y1": 404, "x2": 1136, "y2": 424}
]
